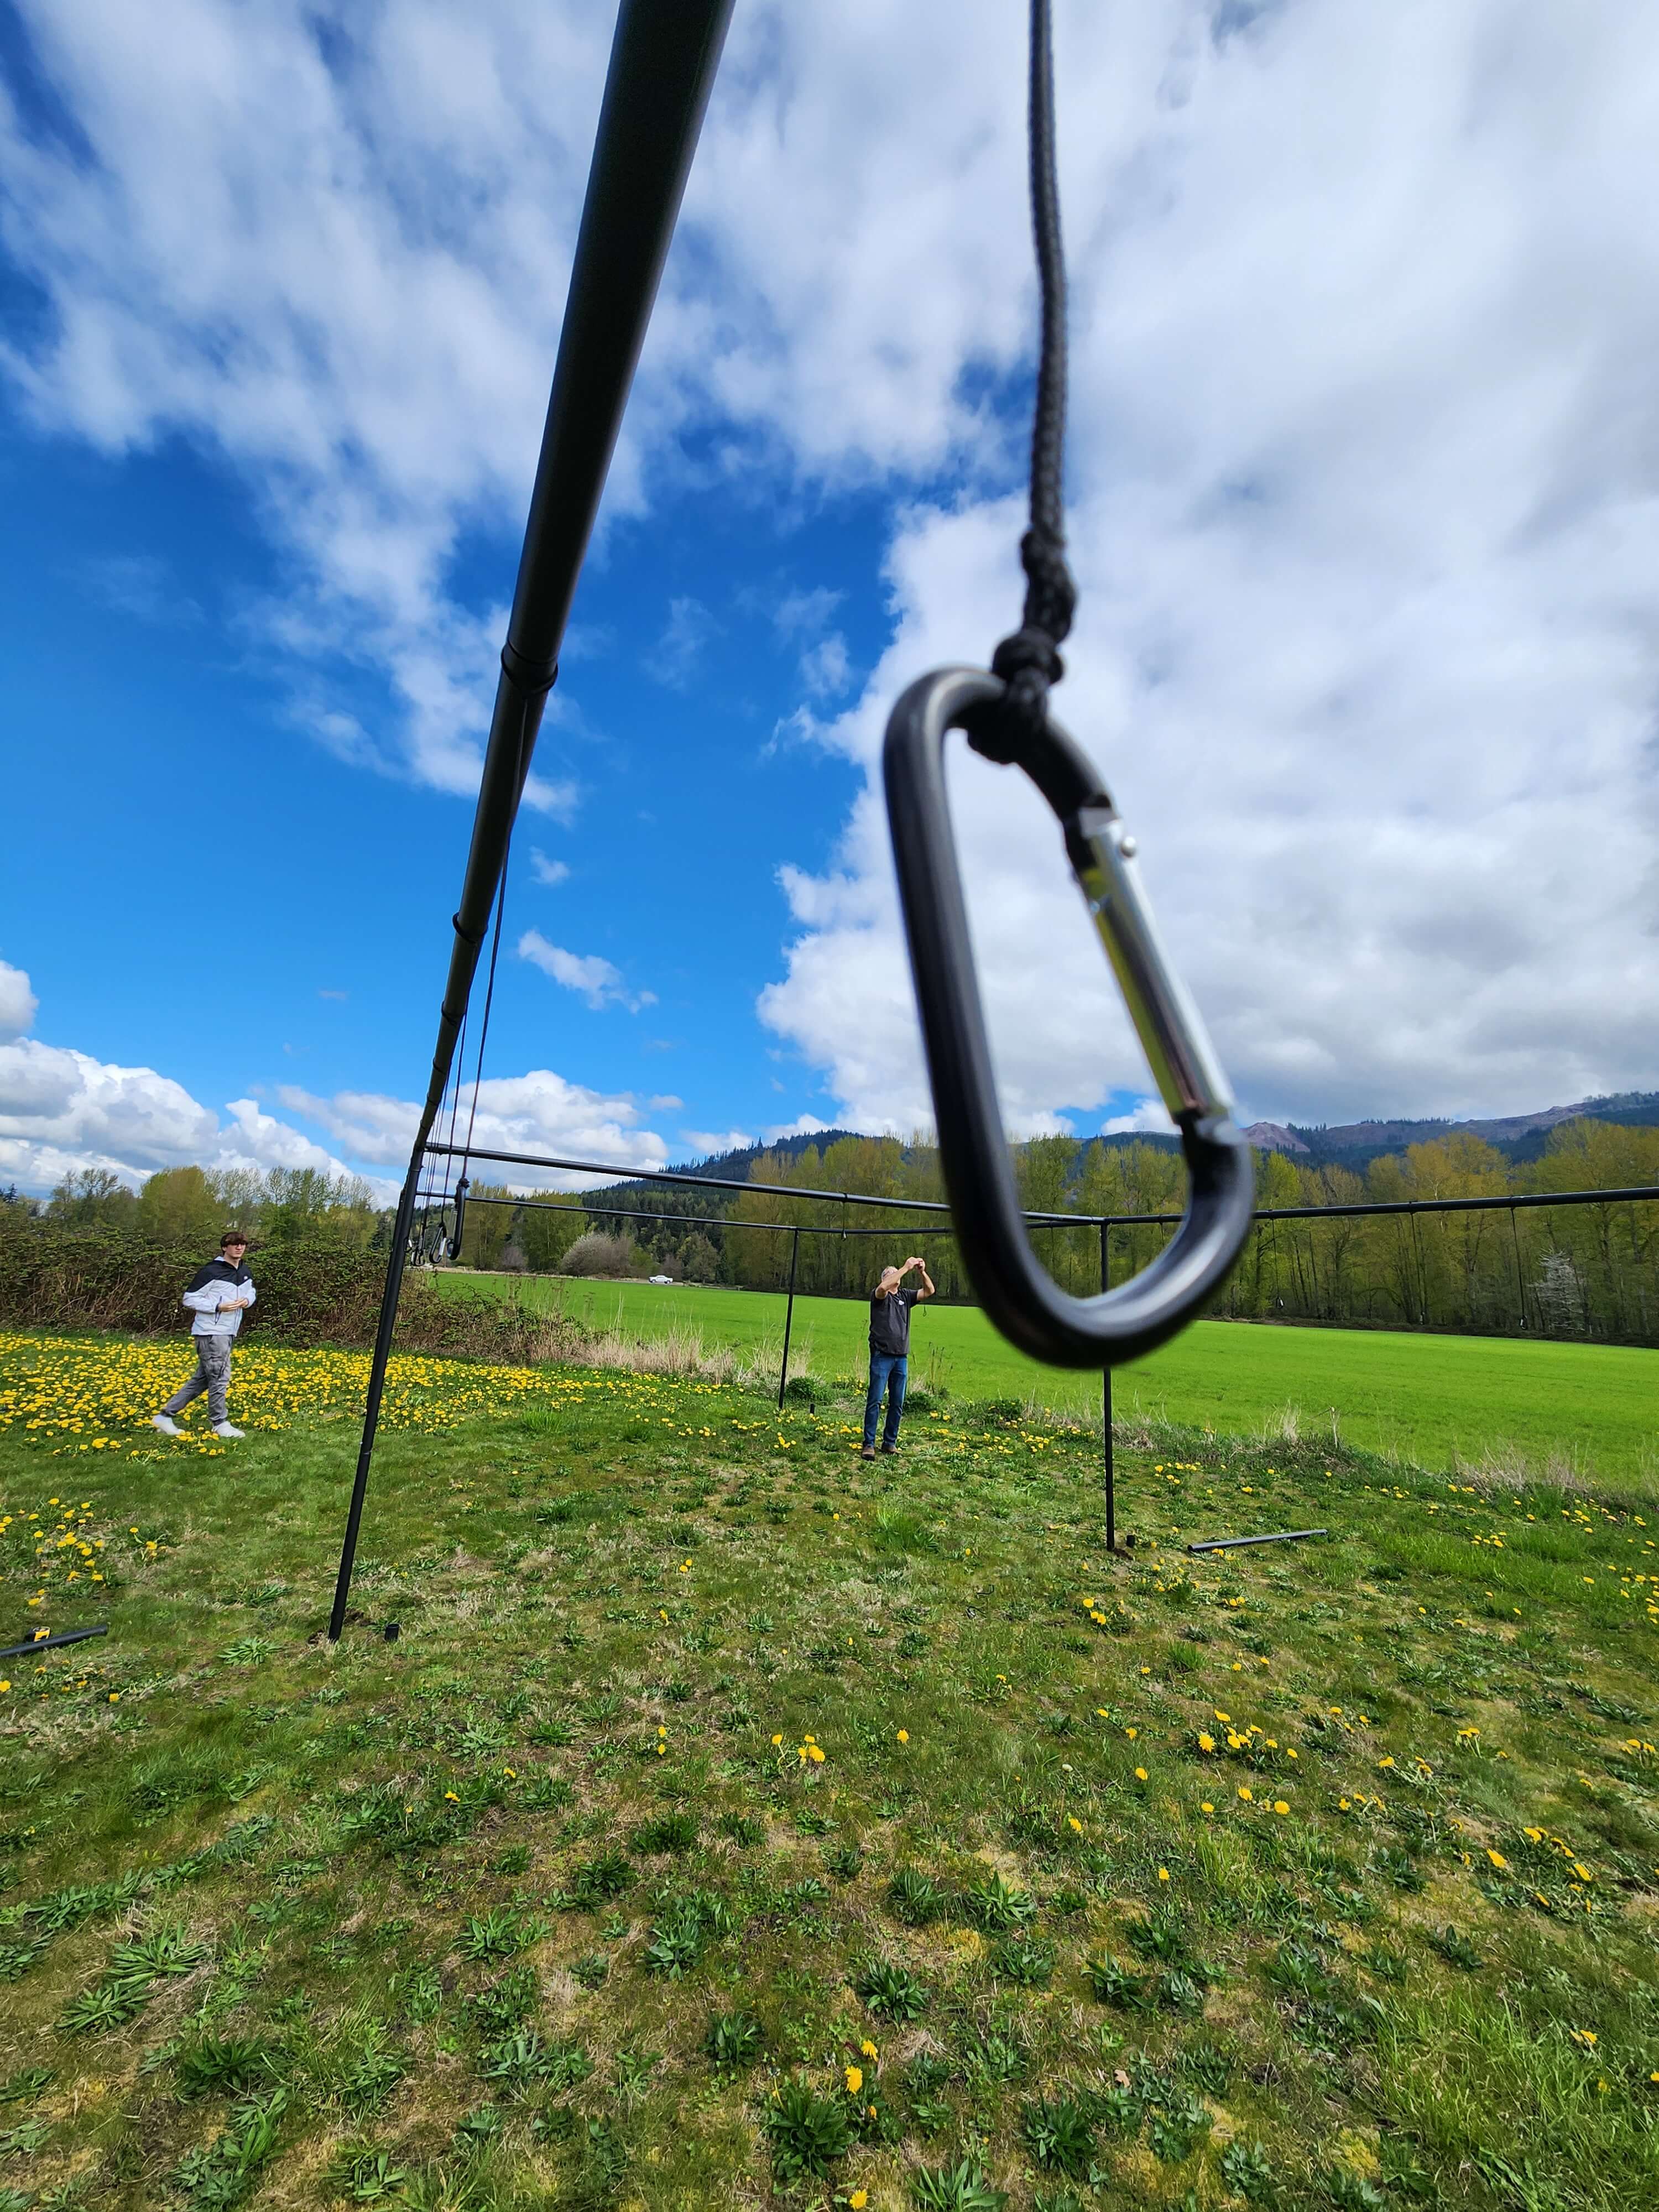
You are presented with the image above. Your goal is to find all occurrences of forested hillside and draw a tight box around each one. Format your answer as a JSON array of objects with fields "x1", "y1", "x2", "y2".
[{"x1": 567, "y1": 1119, "x2": 1659, "y2": 1346}]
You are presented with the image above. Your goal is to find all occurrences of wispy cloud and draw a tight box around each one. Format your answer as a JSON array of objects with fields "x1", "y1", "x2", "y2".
[
  {"x1": 517, "y1": 928, "x2": 654, "y2": 1014},
  {"x1": 528, "y1": 849, "x2": 570, "y2": 886},
  {"x1": 85, "y1": 552, "x2": 201, "y2": 625},
  {"x1": 645, "y1": 596, "x2": 718, "y2": 690},
  {"x1": 773, "y1": 586, "x2": 843, "y2": 641}
]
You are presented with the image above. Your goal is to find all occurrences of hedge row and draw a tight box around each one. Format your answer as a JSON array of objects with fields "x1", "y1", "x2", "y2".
[{"x1": 0, "y1": 1225, "x2": 578, "y2": 1363}]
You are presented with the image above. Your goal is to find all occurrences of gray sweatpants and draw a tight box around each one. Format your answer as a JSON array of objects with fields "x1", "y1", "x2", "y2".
[{"x1": 162, "y1": 1335, "x2": 233, "y2": 1425}]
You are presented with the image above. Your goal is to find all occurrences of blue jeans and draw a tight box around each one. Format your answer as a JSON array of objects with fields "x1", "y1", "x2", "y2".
[{"x1": 863, "y1": 1352, "x2": 906, "y2": 1449}]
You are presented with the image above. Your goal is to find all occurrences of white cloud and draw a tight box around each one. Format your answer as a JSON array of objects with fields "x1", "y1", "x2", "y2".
[
  {"x1": 279, "y1": 1072, "x2": 670, "y2": 1188},
  {"x1": 528, "y1": 849, "x2": 570, "y2": 886},
  {"x1": 517, "y1": 929, "x2": 655, "y2": 1014},
  {"x1": 799, "y1": 633, "x2": 852, "y2": 701},
  {"x1": 0, "y1": 964, "x2": 671, "y2": 1199},
  {"x1": 6, "y1": 2, "x2": 1659, "y2": 1129},
  {"x1": 679, "y1": 1129, "x2": 757, "y2": 1158},
  {"x1": 1102, "y1": 1098, "x2": 1178, "y2": 1139},
  {"x1": 753, "y1": 2, "x2": 1659, "y2": 1130},
  {"x1": 761, "y1": 1114, "x2": 838, "y2": 1144},
  {"x1": 0, "y1": 1031, "x2": 366, "y2": 1198},
  {"x1": 0, "y1": 961, "x2": 38, "y2": 1044}
]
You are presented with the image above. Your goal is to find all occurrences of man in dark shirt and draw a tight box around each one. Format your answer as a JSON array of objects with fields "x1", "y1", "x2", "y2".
[{"x1": 861, "y1": 1255, "x2": 934, "y2": 1459}]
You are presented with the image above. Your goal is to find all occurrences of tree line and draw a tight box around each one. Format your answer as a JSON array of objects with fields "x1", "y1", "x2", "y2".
[
  {"x1": 4, "y1": 1164, "x2": 382, "y2": 1249},
  {"x1": 576, "y1": 1119, "x2": 1659, "y2": 1347},
  {"x1": 6, "y1": 1117, "x2": 1656, "y2": 1344}
]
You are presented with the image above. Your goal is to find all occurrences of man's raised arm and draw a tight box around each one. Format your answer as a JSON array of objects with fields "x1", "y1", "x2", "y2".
[{"x1": 904, "y1": 1255, "x2": 935, "y2": 1299}]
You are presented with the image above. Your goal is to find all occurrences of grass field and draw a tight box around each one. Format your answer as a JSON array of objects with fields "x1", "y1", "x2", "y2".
[
  {"x1": 3, "y1": 1326, "x2": 1659, "y2": 2210},
  {"x1": 440, "y1": 1274, "x2": 1659, "y2": 1491}
]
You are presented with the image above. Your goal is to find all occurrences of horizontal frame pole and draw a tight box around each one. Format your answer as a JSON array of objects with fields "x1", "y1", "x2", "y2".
[
  {"x1": 430, "y1": 1144, "x2": 1659, "y2": 1233},
  {"x1": 457, "y1": 1192, "x2": 960, "y2": 1238},
  {"x1": 1106, "y1": 1185, "x2": 1659, "y2": 1229},
  {"x1": 426, "y1": 1141, "x2": 1076, "y2": 1223}
]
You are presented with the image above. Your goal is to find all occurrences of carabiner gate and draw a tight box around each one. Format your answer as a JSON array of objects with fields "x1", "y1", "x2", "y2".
[{"x1": 883, "y1": 664, "x2": 1254, "y2": 1368}]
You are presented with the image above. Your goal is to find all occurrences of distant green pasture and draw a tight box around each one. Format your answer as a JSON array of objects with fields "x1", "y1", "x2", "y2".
[{"x1": 436, "y1": 1270, "x2": 1659, "y2": 1488}]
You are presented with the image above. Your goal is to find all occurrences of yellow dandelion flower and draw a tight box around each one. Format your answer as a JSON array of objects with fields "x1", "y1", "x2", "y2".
[{"x1": 844, "y1": 2065, "x2": 863, "y2": 2094}]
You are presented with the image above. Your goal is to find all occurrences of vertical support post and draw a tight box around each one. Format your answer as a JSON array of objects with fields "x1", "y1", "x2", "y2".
[
  {"x1": 778, "y1": 1226, "x2": 800, "y2": 1411},
  {"x1": 1508, "y1": 1203, "x2": 1526, "y2": 1332},
  {"x1": 451, "y1": 1176, "x2": 469, "y2": 1263},
  {"x1": 328, "y1": 1166, "x2": 419, "y2": 1640},
  {"x1": 1408, "y1": 1204, "x2": 1427, "y2": 1327},
  {"x1": 1100, "y1": 1218, "x2": 1115, "y2": 1553}
]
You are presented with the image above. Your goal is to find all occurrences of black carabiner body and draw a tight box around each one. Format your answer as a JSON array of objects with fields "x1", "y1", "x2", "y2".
[{"x1": 883, "y1": 665, "x2": 1254, "y2": 1368}]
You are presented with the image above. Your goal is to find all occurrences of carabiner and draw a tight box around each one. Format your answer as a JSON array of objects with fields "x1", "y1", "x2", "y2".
[{"x1": 883, "y1": 665, "x2": 1254, "y2": 1368}]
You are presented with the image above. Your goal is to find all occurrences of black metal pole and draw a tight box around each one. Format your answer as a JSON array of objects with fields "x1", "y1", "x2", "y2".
[
  {"x1": 327, "y1": 0, "x2": 735, "y2": 1641},
  {"x1": 1186, "y1": 1528, "x2": 1327, "y2": 1555},
  {"x1": 0, "y1": 1623, "x2": 109, "y2": 1661},
  {"x1": 1100, "y1": 1218, "x2": 1115, "y2": 1552},
  {"x1": 427, "y1": 1143, "x2": 1659, "y2": 1229},
  {"x1": 778, "y1": 1226, "x2": 800, "y2": 1410},
  {"x1": 427, "y1": 1142, "x2": 1079, "y2": 1224},
  {"x1": 328, "y1": 1166, "x2": 418, "y2": 1640},
  {"x1": 451, "y1": 1175, "x2": 469, "y2": 1262}
]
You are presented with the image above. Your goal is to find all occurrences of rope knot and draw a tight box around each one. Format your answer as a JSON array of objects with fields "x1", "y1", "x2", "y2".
[{"x1": 977, "y1": 530, "x2": 1076, "y2": 764}]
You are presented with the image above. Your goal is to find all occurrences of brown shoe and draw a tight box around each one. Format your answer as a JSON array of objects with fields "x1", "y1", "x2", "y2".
[
  {"x1": 880, "y1": 1443, "x2": 899, "y2": 1455},
  {"x1": 860, "y1": 1446, "x2": 877, "y2": 1460}
]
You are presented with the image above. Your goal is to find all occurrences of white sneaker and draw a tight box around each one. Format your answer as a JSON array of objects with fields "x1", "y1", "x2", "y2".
[
  {"x1": 212, "y1": 1422, "x2": 246, "y2": 1440},
  {"x1": 151, "y1": 1414, "x2": 181, "y2": 1437}
]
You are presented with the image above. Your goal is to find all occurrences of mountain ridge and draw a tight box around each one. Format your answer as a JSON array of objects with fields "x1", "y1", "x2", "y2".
[
  {"x1": 654, "y1": 1094, "x2": 1659, "y2": 1193},
  {"x1": 1241, "y1": 1091, "x2": 1659, "y2": 1168}
]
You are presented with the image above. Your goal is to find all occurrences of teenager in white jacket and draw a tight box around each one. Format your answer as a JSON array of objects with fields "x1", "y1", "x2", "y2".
[{"x1": 152, "y1": 1229, "x2": 256, "y2": 1439}]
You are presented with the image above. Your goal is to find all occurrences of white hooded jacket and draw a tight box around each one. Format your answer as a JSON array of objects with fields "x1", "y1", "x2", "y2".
[{"x1": 181, "y1": 1256, "x2": 257, "y2": 1338}]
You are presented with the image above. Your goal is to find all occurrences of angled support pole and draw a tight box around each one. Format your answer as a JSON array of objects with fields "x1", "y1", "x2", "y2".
[
  {"x1": 327, "y1": 0, "x2": 735, "y2": 1641},
  {"x1": 1100, "y1": 1218, "x2": 1116, "y2": 1553}
]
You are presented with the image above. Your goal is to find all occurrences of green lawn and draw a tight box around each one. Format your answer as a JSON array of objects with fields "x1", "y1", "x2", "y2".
[
  {"x1": 441, "y1": 1272, "x2": 1659, "y2": 1490},
  {"x1": 3, "y1": 1327, "x2": 1658, "y2": 2209}
]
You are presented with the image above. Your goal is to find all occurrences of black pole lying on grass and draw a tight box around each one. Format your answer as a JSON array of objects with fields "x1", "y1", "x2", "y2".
[
  {"x1": 0, "y1": 1623, "x2": 109, "y2": 1661},
  {"x1": 1186, "y1": 1528, "x2": 1328, "y2": 1554},
  {"x1": 778, "y1": 1226, "x2": 801, "y2": 1411},
  {"x1": 327, "y1": 0, "x2": 737, "y2": 1644}
]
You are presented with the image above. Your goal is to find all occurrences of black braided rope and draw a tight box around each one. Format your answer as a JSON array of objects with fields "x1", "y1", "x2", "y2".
[{"x1": 978, "y1": 0, "x2": 1077, "y2": 765}]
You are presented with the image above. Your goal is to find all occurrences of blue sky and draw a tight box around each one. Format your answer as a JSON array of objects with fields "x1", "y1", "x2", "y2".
[
  {"x1": 3, "y1": 1, "x2": 1657, "y2": 1200},
  {"x1": 0, "y1": 399, "x2": 903, "y2": 1160}
]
